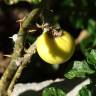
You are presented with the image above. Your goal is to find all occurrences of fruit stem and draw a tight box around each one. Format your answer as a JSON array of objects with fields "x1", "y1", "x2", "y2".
[{"x1": 42, "y1": 23, "x2": 63, "y2": 38}]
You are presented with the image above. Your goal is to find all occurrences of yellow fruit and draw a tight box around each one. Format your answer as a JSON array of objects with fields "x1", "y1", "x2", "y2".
[{"x1": 36, "y1": 31, "x2": 75, "y2": 64}]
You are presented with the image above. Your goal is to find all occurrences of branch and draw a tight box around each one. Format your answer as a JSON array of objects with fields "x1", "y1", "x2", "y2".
[
  {"x1": 0, "y1": 8, "x2": 40, "y2": 96},
  {"x1": 7, "y1": 41, "x2": 37, "y2": 95}
]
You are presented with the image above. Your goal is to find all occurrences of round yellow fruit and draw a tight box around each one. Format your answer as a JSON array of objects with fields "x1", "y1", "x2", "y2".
[{"x1": 36, "y1": 31, "x2": 75, "y2": 64}]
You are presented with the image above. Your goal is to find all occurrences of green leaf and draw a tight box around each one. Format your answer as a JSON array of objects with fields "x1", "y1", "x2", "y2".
[
  {"x1": 87, "y1": 19, "x2": 96, "y2": 36},
  {"x1": 75, "y1": 18, "x2": 84, "y2": 29},
  {"x1": 78, "y1": 86, "x2": 92, "y2": 96},
  {"x1": 86, "y1": 49, "x2": 96, "y2": 70},
  {"x1": 4, "y1": 0, "x2": 42, "y2": 5},
  {"x1": 42, "y1": 87, "x2": 66, "y2": 96},
  {"x1": 63, "y1": 0, "x2": 74, "y2": 7},
  {"x1": 80, "y1": 35, "x2": 96, "y2": 57},
  {"x1": 87, "y1": 49, "x2": 96, "y2": 64},
  {"x1": 64, "y1": 61, "x2": 95, "y2": 79},
  {"x1": 71, "y1": 17, "x2": 84, "y2": 29}
]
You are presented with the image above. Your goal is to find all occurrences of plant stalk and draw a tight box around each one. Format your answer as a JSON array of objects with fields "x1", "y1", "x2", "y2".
[
  {"x1": 7, "y1": 41, "x2": 37, "y2": 96},
  {"x1": 0, "y1": 8, "x2": 40, "y2": 96}
]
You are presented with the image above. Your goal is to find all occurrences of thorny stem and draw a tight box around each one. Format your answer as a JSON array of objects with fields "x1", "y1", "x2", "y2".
[
  {"x1": 0, "y1": 8, "x2": 40, "y2": 96},
  {"x1": 7, "y1": 42, "x2": 37, "y2": 96}
]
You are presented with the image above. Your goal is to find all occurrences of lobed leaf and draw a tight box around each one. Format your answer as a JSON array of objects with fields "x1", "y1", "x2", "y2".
[
  {"x1": 42, "y1": 87, "x2": 66, "y2": 96},
  {"x1": 77, "y1": 86, "x2": 92, "y2": 96},
  {"x1": 64, "y1": 61, "x2": 95, "y2": 79}
]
